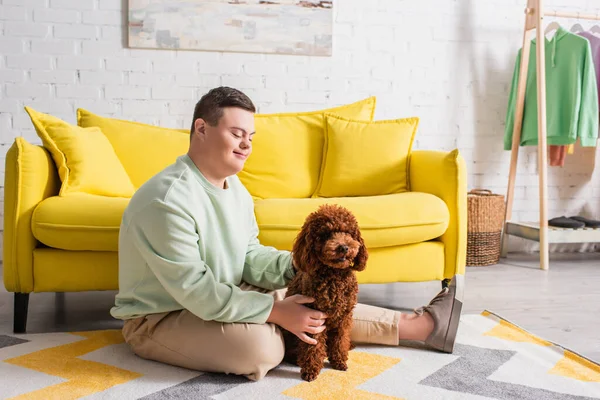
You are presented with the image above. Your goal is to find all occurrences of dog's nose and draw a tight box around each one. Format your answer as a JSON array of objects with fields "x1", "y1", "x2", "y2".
[{"x1": 337, "y1": 245, "x2": 349, "y2": 253}]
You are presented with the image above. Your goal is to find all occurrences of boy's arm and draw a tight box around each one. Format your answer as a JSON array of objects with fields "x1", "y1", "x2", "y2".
[
  {"x1": 129, "y1": 199, "x2": 275, "y2": 324},
  {"x1": 243, "y1": 209, "x2": 296, "y2": 291}
]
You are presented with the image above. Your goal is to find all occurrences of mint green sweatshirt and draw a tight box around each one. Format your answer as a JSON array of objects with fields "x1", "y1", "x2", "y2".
[
  {"x1": 110, "y1": 154, "x2": 296, "y2": 324},
  {"x1": 504, "y1": 27, "x2": 599, "y2": 150}
]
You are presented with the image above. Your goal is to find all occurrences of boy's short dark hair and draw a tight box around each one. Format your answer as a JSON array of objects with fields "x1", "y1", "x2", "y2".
[{"x1": 190, "y1": 87, "x2": 256, "y2": 136}]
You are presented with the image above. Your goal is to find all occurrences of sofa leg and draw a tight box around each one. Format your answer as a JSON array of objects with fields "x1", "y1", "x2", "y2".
[
  {"x1": 441, "y1": 279, "x2": 451, "y2": 289},
  {"x1": 14, "y1": 293, "x2": 30, "y2": 334}
]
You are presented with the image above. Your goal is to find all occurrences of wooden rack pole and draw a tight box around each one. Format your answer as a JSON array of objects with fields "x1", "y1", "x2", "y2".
[
  {"x1": 501, "y1": 3, "x2": 535, "y2": 258},
  {"x1": 503, "y1": 0, "x2": 549, "y2": 270},
  {"x1": 544, "y1": 10, "x2": 600, "y2": 20},
  {"x1": 536, "y1": 0, "x2": 550, "y2": 271}
]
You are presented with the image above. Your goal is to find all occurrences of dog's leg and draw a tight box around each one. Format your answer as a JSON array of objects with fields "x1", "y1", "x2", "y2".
[
  {"x1": 298, "y1": 331, "x2": 327, "y2": 382},
  {"x1": 282, "y1": 330, "x2": 300, "y2": 365},
  {"x1": 326, "y1": 317, "x2": 353, "y2": 371}
]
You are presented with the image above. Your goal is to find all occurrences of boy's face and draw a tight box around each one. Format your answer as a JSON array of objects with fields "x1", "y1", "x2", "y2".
[{"x1": 194, "y1": 107, "x2": 255, "y2": 177}]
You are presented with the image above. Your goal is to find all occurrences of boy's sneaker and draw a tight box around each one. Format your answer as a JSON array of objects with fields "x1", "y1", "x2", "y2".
[{"x1": 414, "y1": 275, "x2": 464, "y2": 353}]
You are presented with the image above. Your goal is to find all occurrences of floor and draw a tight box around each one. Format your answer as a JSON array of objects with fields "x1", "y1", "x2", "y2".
[{"x1": 1, "y1": 252, "x2": 599, "y2": 363}]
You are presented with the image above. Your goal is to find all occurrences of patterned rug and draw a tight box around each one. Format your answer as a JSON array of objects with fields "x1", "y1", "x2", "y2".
[{"x1": 0, "y1": 310, "x2": 599, "y2": 400}]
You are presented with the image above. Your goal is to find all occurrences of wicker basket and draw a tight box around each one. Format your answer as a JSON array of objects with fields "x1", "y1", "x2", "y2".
[{"x1": 467, "y1": 189, "x2": 506, "y2": 266}]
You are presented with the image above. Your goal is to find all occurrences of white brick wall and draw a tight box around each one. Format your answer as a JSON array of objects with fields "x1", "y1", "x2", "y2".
[{"x1": 1, "y1": 0, "x2": 600, "y2": 260}]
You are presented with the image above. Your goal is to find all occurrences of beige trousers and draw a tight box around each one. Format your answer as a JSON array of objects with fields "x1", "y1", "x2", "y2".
[{"x1": 122, "y1": 283, "x2": 401, "y2": 381}]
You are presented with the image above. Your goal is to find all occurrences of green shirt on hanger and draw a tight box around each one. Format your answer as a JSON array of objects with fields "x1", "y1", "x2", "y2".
[{"x1": 504, "y1": 26, "x2": 599, "y2": 150}]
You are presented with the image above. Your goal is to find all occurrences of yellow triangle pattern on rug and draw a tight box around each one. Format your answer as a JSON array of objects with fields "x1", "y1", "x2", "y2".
[
  {"x1": 481, "y1": 310, "x2": 600, "y2": 383},
  {"x1": 481, "y1": 310, "x2": 552, "y2": 347},
  {"x1": 1, "y1": 313, "x2": 599, "y2": 399},
  {"x1": 4, "y1": 330, "x2": 142, "y2": 400},
  {"x1": 549, "y1": 350, "x2": 600, "y2": 382},
  {"x1": 282, "y1": 351, "x2": 402, "y2": 400}
]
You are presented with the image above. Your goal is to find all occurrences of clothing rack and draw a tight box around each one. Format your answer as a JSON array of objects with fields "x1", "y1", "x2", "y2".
[{"x1": 501, "y1": 0, "x2": 600, "y2": 270}]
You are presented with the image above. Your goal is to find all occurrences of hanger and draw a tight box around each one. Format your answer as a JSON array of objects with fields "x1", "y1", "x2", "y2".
[
  {"x1": 568, "y1": 12, "x2": 583, "y2": 33},
  {"x1": 592, "y1": 11, "x2": 600, "y2": 35},
  {"x1": 545, "y1": 21, "x2": 561, "y2": 40},
  {"x1": 570, "y1": 23, "x2": 584, "y2": 33}
]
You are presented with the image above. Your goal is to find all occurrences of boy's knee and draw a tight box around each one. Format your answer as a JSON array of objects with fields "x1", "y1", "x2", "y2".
[{"x1": 239, "y1": 325, "x2": 285, "y2": 381}]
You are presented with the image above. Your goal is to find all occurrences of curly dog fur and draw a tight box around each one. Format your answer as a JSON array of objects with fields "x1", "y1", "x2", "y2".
[{"x1": 283, "y1": 203, "x2": 367, "y2": 382}]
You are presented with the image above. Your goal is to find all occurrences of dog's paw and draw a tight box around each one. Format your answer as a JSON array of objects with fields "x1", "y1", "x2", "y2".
[
  {"x1": 301, "y1": 369, "x2": 319, "y2": 382},
  {"x1": 330, "y1": 360, "x2": 348, "y2": 371}
]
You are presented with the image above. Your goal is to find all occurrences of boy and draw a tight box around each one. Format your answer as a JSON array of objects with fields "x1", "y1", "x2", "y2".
[{"x1": 111, "y1": 87, "x2": 462, "y2": 381}]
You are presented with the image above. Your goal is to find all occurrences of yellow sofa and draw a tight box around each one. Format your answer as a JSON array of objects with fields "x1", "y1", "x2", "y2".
[{"x1": 3, "y1": 97, "x2": 467, "y2": 333}]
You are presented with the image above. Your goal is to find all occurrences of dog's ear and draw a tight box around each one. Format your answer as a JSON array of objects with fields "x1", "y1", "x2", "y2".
[
  {"x1": 292, "y1": 214, "x2": 320, "y2": 273},
  {"x1": 352, "y1": 229, "x2": 368, "y2": 272}
]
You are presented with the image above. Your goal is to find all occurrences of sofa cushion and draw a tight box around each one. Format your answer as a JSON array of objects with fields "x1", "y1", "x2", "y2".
[
  {"x1": 24, "y1": 107, "x2": 135, "y2": 198},
  {"x1": 238, "y1": 97, "x2": 377, "y2": 199},
  {"x1": 253, "y1": 192, "x2": 449, "y2": 250},
  {"x1": 32, "y1": 191, "x2": 448, "y2": 253},
  {"x1": 77, "y1": 97, "x2": 376, "y2": 196},
  {"x1": 77, "y1": 109, "x2": 190, "y2": 189},
  {"x1": 32, "y1": 193, "x2": 129, "y2": 251},
  {"x1": 314, "y1": 114, "x2": 419, "y2": 198}
]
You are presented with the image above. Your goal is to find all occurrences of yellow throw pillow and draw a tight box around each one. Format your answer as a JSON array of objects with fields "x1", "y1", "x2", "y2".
[
  {"x1": 314, "y1": 113, "x2": 419, "y2": 198},
  {"x1": 24, "y1": 107, "x2": 135, "y2": 197},
  {"x1": 238, "y1": 97, "x2": 377, "y2": 199},
  {"x1": 77, "y1": 109, "x2": 190, "y2": 188}
]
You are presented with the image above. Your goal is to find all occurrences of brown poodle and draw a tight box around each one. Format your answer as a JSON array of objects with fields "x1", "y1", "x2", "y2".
[{"x1": 283, "y1": 203, "x2": 367, "y2": 382}]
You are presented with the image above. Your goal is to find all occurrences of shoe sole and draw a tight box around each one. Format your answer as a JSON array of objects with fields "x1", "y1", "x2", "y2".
[{"x1": 442, "y1": 275, "x2": 464, "y2": 354}]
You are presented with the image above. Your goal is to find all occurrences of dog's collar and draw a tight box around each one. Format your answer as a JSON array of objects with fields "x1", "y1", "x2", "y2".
[{"x1": 349, "y1": 260, "x2": 354, "y2": 267}]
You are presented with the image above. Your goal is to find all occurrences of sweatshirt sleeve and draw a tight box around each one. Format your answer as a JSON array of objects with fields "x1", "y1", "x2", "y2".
[
  {"x1": 243, "y1": 208, "x2": 296, "y2": 291},
  {"x1": 578, "y1": 40, "x2": 599, "y2": 147},
  {"x1": 504, "y1": 48, "x2": 522, "y2": 151},
  {"x1": 127, "y1": 199, "x2": 276, "y2": 324}
]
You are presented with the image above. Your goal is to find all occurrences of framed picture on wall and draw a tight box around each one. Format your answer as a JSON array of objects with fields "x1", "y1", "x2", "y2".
[{"x1": 127, "y1": 0, "x2": 333, "y2": 56}]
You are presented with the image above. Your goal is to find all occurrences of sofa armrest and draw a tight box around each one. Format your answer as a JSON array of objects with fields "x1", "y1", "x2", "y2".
[
  {"x1": 3, "y1": 138, "x2": 60, "y2": 293},
  {"x1": 408, "y1": 149, "x2": 467, "y2": 279}
]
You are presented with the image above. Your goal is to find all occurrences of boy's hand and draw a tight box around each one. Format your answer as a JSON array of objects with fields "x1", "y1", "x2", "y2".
[{"x1": 267, "y1": 294, "x2": 327, "y2": 345}]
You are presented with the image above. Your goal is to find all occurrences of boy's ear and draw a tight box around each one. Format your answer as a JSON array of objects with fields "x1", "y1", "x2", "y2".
[{"x1": 194, "y1": 118, "x2": 206, "y2": 138}]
